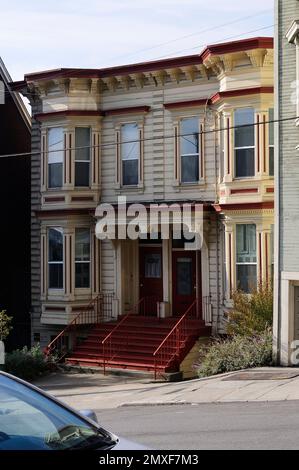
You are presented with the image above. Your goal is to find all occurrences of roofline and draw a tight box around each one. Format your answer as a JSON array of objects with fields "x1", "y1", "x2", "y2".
[
  {"x1": 0, "y1": 57, "x2": 31, "y2": 131},
  {"x1": 12, "y1": 36, "x2": 273, "y2": 85}
]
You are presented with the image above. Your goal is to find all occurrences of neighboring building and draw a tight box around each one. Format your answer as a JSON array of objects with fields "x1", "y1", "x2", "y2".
[
  {"x1": 274, "y1": 0, "x2": 299, "y2": 365},
  {"x1": 0, "y1": 58, "x2": 31, "y2": 350},
  {"x1": 12, "y1": 37, "x2": 274, "y2": 374}
]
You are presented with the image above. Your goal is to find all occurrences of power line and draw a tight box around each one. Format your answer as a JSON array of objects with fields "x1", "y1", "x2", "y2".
[
  {"x1": 3, "y1": 24, "x2": 275, "y2": 102},
  {"x1": 0, "y1": 114, "x2": 292, "y2": 160},
  {"x1": 107, "y1": 10, "x2": 272, "y2": 63},
  {"x1": 150, "y1": 24, "x2": 274, "y2": 60}
]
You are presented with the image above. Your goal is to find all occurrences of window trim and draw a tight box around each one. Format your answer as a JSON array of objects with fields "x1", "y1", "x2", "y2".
[
  {"x1": 48, "y1": 227, "x2": 64, "y2": 291},
  {"x1": 75, "y1": 227, "x2": 91, "y2": 290},
  {"x1": 47, "y1": 127, "x2": 64, "y2": 190},
  {"x1": 74, "y1": 127, "x2": 91, "y2": 188},
  {"x1": 233, "y1": 108, "x2": 255, "y2": 179},
  {"x1": 177, "y1": 116, "x2": 202, "y2": 185},
  {"x1": 235, "y1": 223, "x2": 257, "y2": 293}
]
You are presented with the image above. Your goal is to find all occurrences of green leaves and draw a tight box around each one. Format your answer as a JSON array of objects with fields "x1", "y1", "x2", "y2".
[{"x1": 0, "y1": 310, "x2": 13, "y2": 341}]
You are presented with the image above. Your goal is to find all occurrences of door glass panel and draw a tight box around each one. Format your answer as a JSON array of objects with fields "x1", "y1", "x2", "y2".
[
  {"x1": 144, "y1": 254, "x2": 161, "y2": 278},
  {"x1": 177, "y1": 258, "x2": 192, "y2": 295}
]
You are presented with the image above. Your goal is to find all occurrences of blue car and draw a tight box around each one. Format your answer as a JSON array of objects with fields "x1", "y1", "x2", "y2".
[{"x1": 0, "y1": 371, "x2": 145, "y2": 450}]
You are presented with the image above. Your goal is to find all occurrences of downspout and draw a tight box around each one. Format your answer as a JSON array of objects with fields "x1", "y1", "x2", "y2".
[
  {"x1": 273, "y1": 0, "x2": 281, "y2": 364},
  {"x1": 214, "y1": 113, "x2": 220, "y2": 334}
]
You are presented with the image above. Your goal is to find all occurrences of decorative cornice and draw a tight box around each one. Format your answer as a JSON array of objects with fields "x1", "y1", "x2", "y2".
[
  {"x1": 164, "y1": 99, "x2": 209, "y2": 110},
  {"x1": 213, "y1": 201, "x2": 274, "y2": 212},
  {"x1": 34, "y1": 110, "x2": 103, "y2": 121},
  {"x1": 103, "y1": 105, "x2": 150, "y2": 116},
  {"x1": 210, "y1": 86, "x2": 274, "y2": 104}
]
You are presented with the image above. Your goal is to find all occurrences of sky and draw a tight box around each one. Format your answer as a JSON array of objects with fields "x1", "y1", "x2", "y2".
[{"x1": 0, "y1": 0, "x2": 274, "y2": 81}]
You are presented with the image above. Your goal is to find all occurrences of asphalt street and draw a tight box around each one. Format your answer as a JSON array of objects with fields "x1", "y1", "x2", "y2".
[{"x1": 96, "y1": 401, "x2": 299, "y2": 450}]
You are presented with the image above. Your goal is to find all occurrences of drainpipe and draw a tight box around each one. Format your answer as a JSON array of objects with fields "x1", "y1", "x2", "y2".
[{"x1": 273, "y1": 0, "x2": 281, "y2": 364}]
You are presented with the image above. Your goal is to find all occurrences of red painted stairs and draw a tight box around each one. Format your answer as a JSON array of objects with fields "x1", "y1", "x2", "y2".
[{"x1": 65, "y1": 315, "x2": 211, "y2": 374}]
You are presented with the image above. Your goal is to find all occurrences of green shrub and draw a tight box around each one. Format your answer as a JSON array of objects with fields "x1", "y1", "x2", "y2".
[
  {"x1": 0, "y1": 310, "x2": 13, "y2": 341},
  {"x1": 4, "y1": 345, "x2": 55, "y2": 381},
  {"x1": 197, "y1": 329, "x2": 273, "y2": 378},
  {"x1": 227, "y1": 283, "x2": 273, "y2": 337}
]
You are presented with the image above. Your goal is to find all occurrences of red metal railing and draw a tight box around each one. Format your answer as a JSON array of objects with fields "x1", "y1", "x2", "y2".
[
  {"x1": 101, "y1": 298, "x2": 145, "y2": 374},
  {"x1": 101, "y1": 296, "x2": 161, "y2": 373},
  {"x1": 153, "y1": 299, "x2": 197, "y2": 380},
  {"x1": 44, "y1": 292, "x2": 115, "y2": 361}
]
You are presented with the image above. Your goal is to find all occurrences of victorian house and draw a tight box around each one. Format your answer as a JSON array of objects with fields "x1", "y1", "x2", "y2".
[{"x1": 12, "y1": 37, "x2": 274, "y2": 377}]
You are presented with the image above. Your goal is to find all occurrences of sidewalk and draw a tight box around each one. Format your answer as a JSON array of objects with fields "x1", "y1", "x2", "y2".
[{"x1": 33, "y1": 367, "x2": 299, "y2": 411}]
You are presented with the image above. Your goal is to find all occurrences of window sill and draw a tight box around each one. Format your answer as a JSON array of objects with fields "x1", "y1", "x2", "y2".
[
  {"x1": 173, "y1": 179, "x2": 205, "y2": 190},
  {"x1": 115, "y1": 184, "x2": 144, "y2": 194}
]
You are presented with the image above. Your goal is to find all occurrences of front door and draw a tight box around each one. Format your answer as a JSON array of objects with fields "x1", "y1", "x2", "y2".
[
  {"x1": 172, "y1": 251, "x2": 197, "y2": 317},
  {"x1": 139, "y1": 246, "x2": 163, "y2": 315}
]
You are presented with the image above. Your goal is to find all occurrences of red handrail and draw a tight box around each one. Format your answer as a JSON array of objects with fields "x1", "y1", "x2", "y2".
[
  {"x1": 45, "y1": 292, "x2": 114, "y2": 361},
  {"x1": 101, "y1": 298, "x2": 145, "y2": 374},
  {"x1": 153, "y1": 299, "x2": 197, "y2": 380}
]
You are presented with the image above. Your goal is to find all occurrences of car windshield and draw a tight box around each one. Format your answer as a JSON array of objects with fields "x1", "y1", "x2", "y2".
[{"x1": 0, "y1": 374, "x2": 116, "y2": 450}]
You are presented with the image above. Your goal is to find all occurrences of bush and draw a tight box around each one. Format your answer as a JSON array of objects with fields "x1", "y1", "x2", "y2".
[
  {"x1": 0, "y1": 310, "x2": 13, "y2": 341},
  {"x1": 197, "y1": 329, "x2": 273, "y2": 378},
  {"x1": 4, "y1": 345, "x2": 55, "y2": 381},
  {"x1": 227, "y1": 283, "x2": 273, "y2": 337}
]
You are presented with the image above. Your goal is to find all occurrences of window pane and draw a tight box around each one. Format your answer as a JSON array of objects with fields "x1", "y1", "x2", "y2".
[
  {"x1": 235, "y1": 148, "x2": 255, "y2": 177},
  {"x1": 49, "y1": 264, "x2": 63, "y2": 289},
  {"x1": 75, "y1": 128, "x2": 90, "y2": 161},
  {"x1": 48, "y1": 128, "x2": 63, "y2": 188},
  {"x1": 181, "y1": 154, "x2": 199, "y2": 183},
  {"x1": 75, "y1": 263, "x2": 90, "y2": 288},
  {"x1": 234, "y1": 108, "x2": 255, "y2": 147},
  {"x1": 75, "y1": 161, "x2": 90, "y2": 187},
  {"x1": 269, "y1": 108, "x2": 274, "y2": 146},
  {"x1": 122, "y1": 159, "x2": 138, "y2": 186},
  {"x1": 48, "y1": 163, "x2": 63, "y2": 188},
  {"x1": 180, "y1": 117, "x2": 199, "y2": 155},
  {"x1": 121, "y1": 123, "x2": 139, "y2": 161},
  {"x1": 75, "y1": 229, "x2": 90, "y2": 261},
  {"x1": 144, "y1": 253, "x2": 161, "y2": 278},
  {"x1": 236, "y1": 224, "x2": 256, "y2": 263},
  {"x1": 236, "y1": 265, "x2": 257, "y2": 293},
  {"x1": 48, "y1": 128, "x2": 64, "y2": 164},
  {"x1": 49, "y1": 228, "x2": 63, "y2": 262},
  {"x1": 177, "y1": 258, "x2": 192, "y2": 295},
  {"x1": 269, "y1": 146, "x2": 274, "y2": 176}
]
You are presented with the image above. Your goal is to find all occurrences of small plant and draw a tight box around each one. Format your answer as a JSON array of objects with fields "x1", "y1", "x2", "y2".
[
  {"x1": 227, "y1": 283, "x2": 273, "y2": 337},
  {"x1": 197, "y1": 329, "x2": 273, "y2": 378},
  {"x1": 0, "y1": 310, "x2": 13, "y2": 341},
  {"x1": 4, "y1": 344, "x2": 55, "y2": 381}
]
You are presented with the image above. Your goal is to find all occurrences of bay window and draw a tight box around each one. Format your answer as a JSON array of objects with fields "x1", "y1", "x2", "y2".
[
  {"x1": 48, "y1": 228, "x2": 64, "y2": 289},
  {"x1": 236, "y1": 224, "x2": 257, "y2": 293},
  {"x1": 75, "y1": 228, "x2": 90, "y2": 288},
  {"x1": 75, "y1": 127, "x2": 91, "y2": 187},
  {"x1": 121, "y1": 123, "x2": 139, "y2": 186},
  {"x1": 180, "y1": 117, "x2": 199, "y2": 183},
  {"x1": 234, "y1": 108, "x2": 255, "y2": 178},
  {"x1": 269, "y1": 108, "x2": 274, "y2": 176},
  {"x1": 48, "y1": 127, "x2": 64, "y2": 188}
]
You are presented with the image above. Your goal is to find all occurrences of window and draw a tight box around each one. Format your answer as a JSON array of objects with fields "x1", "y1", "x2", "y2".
[
  {"x1": 75, "y1": 228, "x2": 90, "y2": 288},
  {"x1": 48, "y1": 128, "x2": 64, "y2": 188},
  {"x1": 48, "y1": 228, "x2": 63, "y2": 289},
  {"x1": 234, "y1": 108, "x2": 255, "y2": 178},
  {"x1": 236, "y1": 224, "x2": 257, "y2": 293},
  {"x1": 144, "y1": 253, "x2": 162, "y2": 278},
  {"x1": 180, "y1": 117, "x2": 199, "y2": 183},
  {"x1": 75, "y1": 127, "x2": 91, "y2": 187},
  {"x1": 121, "y1": 123, "x2": 139, "y2": 186},
  {"x1": 269, "y1": 108, "x2": 274, "y2": 176}
]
